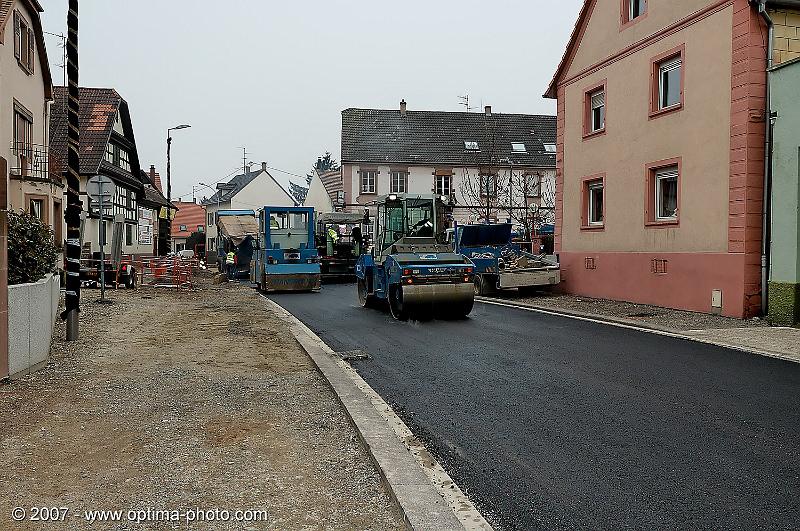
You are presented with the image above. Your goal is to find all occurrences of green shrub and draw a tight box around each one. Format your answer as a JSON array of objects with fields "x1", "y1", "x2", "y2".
[{"x1": 7, "y1": 210, "x2": 58, "y2": 285}]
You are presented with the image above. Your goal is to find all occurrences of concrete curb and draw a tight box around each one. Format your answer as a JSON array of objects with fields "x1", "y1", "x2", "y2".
[
  {"x1": 262, "y1": 295, "x2": 492, "y2": 531},
  {"x1": 476, "y1": 297, "x2": 799, "y2": 364}
]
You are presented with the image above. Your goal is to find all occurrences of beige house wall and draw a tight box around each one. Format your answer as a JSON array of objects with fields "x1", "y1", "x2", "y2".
[
  {"x1": 561, "y1": 5, "x2": 734, "y2": 253},
  {"x1": 567, "y1": 0, "x2": 717, "y2": 78},
  {"x1": 0, "y1": 1, "x2": 61, "y2": 238},
  {"x1": 771, "y1": 8, "x2": 800, "y2": 65}
]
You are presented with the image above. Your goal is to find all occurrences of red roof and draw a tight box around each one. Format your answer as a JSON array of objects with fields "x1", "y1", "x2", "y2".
[{"x1": 171, "y1": 201, "x2": 206, "y2": 239}]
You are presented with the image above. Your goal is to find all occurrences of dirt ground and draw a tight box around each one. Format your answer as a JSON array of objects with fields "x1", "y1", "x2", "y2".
[{"x1": 0, "y1": 277, "x2": 403, "y2": 530}]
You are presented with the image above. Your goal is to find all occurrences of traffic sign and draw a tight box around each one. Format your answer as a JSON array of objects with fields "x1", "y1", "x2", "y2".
[{"x1": 86, "y1": 175, "x2": 114, "y2": 200}]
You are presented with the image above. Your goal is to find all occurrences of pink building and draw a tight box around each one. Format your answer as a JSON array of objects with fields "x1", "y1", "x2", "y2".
[{"x1": 545, "y1": 0, "x2": 798, "y2": 318}]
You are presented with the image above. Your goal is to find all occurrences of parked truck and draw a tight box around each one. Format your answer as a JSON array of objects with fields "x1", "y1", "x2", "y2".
[
  {"x1": 450, "y1": 223, "x2": 560, "y2": 295},
  {"x1": 356, "y1": 194, "x2": 475, "y2": 320},
  {"x1": 251, "y1": 206, "x2": 321, "y2": 292}
]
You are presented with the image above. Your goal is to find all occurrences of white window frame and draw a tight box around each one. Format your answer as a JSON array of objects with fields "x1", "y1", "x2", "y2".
[
  {"x1": 629, "y1": 0, "x2": 646, "y2": 21},
  {"x1": 590, "y1": 90, "x2": 605, "y2": 132},
  {"x1": 464, "y1": 141, "x2": 479, "y2": 151},
  {"x1": 360, "y1": 170, "x2": 376, "y2": 194},
  {"x1": 543, "y1": 143, "x2": 556, "y2": 153},
  {"x1": 390, "y1": 171, "x2": 407, "y2": 194},
  {"x1": 435, "y1": 174, "x2": 452, "y2": 196},
  {"x1": 480, "y1": 174, "x2": 497, "y2": 198},
  {"x1": 524, "y1": 174, "x2": 541, "y2": 198},
  {"x1": 658, "y1": 58, "x2": 682, "y2": 110},
  {"x1": 587, "y1": 181, "x2": 604, "y2": 226},
  {"x1": 511, "y1": 143, "x2": 527, "y2": 153},
  {"x1": 655, "y1": 166, "x2": 679, "y2": 221}
]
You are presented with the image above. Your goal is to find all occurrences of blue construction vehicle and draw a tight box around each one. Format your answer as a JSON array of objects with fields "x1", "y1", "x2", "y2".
[
  {"x1": 448, "y1": 223, "x2": 560, "y2": 295},
  {"x1": 356, "y1": 194, "x2": 475, "y2": 320},
  {"x1": 250, "y1": 206, "x2": 321, "y2": 292}
]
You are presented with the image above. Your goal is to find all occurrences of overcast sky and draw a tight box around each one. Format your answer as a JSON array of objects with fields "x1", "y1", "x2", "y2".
[{"x1": 41, "y1": 0, "x2": 582, "y2": 201}]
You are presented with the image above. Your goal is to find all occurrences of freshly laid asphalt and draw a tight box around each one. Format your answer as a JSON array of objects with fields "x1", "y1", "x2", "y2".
[{"x1": 269, "y1": 283, "x2": 800, "y2": 530}]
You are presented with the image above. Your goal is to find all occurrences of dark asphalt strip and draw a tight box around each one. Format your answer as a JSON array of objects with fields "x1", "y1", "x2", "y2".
[{"x1": 269, "y1": 284, "x2": 800, "y2": 530}]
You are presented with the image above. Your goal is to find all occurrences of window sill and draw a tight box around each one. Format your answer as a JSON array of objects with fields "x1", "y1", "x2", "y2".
[
  {"x1": 582, "y1": 128, "x2": 606, "y2": 140},
  {"x1": 620, "y1": 12, "x2": 648, "y2": 32},
  {"x1": 645, "y1": 218, "x2": 679, "y2": 228},
  {"x1": 649, "y1": 103, "x2": 683, "y2": 120},
  {"x1": 581, "y1": 224, "x2": 605, "y2": 231},
  {"x1": 359, "y1": 191, "x2": 377, "y2": 195},
  {"x1": 17, "y1": 60, "x2": 33, "y2": 76}
]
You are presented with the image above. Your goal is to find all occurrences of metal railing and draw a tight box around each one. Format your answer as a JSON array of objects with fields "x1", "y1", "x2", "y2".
[{"x1": 9, "y1": 141, "x2": 55, "y2": 181}]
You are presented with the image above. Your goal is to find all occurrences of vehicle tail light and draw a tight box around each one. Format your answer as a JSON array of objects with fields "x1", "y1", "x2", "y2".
[
  {"x1": 403, "y1": 269, "x2": 411, "y2": 276},
  {"x1": 406, "y1": 278, "x2": 413, "y2": 284}
]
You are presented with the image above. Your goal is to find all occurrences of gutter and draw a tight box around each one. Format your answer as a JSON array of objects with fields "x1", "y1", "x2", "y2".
[
  {"x1": 753, "y1": 0, "x2": 774, "y2": 317},
  {"x1": 765, "y1": 0, "x2": 800, "y2": 8}
]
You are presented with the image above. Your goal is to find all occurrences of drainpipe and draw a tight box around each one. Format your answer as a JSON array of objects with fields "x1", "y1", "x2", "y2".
[{"x1": 755, "y1": 0, "x2": 773, "y2": 317}]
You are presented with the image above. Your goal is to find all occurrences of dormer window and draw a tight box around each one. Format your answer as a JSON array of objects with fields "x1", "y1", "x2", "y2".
[
  {"x1": 543, "y1": 143, "x2": 556, "y2": 153},
  {"x1": 464, "y1": 141, "x2": 479, "y2": 151},
  {"x1": 511, "y1": 143, "x2": 527, "y2": 153}
]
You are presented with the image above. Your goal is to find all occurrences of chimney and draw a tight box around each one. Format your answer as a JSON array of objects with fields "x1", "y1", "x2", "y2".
[
  {"x1": 400, "y1": 99, "x2": 407, "y2": 116},
  {"x1": 485, "y1": 105, "x2": 492, "y2": 117},
  {"x1": 261, "y1": 161, "x2": 267, "y2": 172},
  {"x1": 149, "y1": 165, "x2": 156, "y2": 180}
]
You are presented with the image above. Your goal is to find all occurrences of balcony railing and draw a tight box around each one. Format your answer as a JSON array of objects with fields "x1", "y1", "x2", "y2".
[{"x1": 9, "y1": 141, "x2": 58, "y2": 182}]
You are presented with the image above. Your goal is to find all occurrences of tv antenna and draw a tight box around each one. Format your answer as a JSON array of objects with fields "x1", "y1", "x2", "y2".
[{"x1": 459, "y1": 94, "x2": 476, "y2": 112}]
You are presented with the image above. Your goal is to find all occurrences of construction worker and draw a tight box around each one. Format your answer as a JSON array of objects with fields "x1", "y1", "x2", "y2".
[
  {"x1": 326, "y1": 225, "x2": 339, "y2": 256},
  {"x1": 226, "y1": 249, "x2": 236, "y2": 279}
]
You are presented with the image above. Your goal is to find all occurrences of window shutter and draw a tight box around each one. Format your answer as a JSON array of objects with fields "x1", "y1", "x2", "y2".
[
  {"x1": 13, "y1": 11, "x2": 20, "y2": 59},
  {"x1": 28, "y1": 28, "x2": 35, "y2": 72}
]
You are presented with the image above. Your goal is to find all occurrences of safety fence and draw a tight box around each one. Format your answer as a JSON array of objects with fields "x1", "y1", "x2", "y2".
[{"x1": 78, "y1": 255, "x2": 201, "y2": 291}]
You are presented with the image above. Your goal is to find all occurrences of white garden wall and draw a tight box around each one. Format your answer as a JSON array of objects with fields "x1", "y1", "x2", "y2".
[{"x1": 8, "y1": 273, "x2": 60, "y2": 377}]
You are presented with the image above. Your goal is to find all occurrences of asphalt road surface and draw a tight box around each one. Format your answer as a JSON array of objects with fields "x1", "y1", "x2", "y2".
[{"x1": 269, "y1": 284, "x2": 800, "y2": 530}]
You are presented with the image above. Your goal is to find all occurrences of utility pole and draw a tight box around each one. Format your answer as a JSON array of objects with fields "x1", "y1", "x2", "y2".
[{"x1": 62, "y1": 0, "x2": 81, "y2": 340}]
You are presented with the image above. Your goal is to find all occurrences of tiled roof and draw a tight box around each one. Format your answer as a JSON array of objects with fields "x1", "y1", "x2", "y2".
[
  {"x1": 139, "y1": 170, "x2": 171, "y2": 208},
  {"x1": 171, "y1": 201, "x2": 206, "y2": 238},
  {"x1": 341, "y1": 108, "x2": 556, "y2": 168},
  {"x1": 0, "y1": 1, "x2": 13, "y2": 41},
  {"x1": 319, "y1": 169, "x2": 343, "y2": 202},
  {"x1": 50, "y1": 86, "x2": 122, "y2": 175}
]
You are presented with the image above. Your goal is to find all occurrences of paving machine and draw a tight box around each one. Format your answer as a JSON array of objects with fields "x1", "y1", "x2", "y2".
[
  {"x1": 251, "y1": 206, "x2": 321, "y2": 292},
  {"x1": 315, "y1": 211, "x2": 367, "y2": 280},
  {"x1": 356, "y1": 194, "x2": 475, "y2": 320}
]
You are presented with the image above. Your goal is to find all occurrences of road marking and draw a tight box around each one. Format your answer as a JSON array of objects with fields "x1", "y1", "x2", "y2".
[
  {"x1": 262, "y1": 294, "x2": 492, "y2": 531},
  {"x1": 476, "y1": 297, "x2": 799, "y2": 364}
]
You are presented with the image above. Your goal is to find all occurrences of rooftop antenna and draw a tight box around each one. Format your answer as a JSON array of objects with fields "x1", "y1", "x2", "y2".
[
  {"x1": 44, "y1": 31, "x2": 67, "y2": 87},
  {"x1": 239, "y1": 146, "x2": 248, "y2": 175},
  {"x1": 458, "y1": 94, "x2": 476, "y2": 112}
]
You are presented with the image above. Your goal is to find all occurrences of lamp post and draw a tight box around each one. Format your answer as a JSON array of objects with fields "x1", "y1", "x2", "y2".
[{"x1": 166, "y1": 124, "x2": 190, "y2": 251}]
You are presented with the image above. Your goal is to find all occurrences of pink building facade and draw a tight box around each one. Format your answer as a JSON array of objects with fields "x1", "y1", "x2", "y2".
[{"x1": 545, "y1": 0, "x2": 785, "y2": 318}]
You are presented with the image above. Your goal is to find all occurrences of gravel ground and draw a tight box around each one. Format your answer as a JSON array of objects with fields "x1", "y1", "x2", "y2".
[
  {"x1": 489, "y1": 290, "x2": 769, "y2": 332},
  {"x1": 0, "y1": 277, "x2": 403, "y2": 530}
]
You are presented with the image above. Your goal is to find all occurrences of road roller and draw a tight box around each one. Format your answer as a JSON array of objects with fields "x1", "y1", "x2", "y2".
[{"x1": 355, "y1": 194, "x2": 475, "y2": 320}]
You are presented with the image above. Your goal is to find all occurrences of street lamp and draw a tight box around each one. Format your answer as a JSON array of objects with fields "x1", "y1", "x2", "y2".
[
  {"x1": 166, "y1": 124, "x2": 191, "y2": 203},
  {"x1": 166, "y1": 124, "x2": 190, "y2": 252}
]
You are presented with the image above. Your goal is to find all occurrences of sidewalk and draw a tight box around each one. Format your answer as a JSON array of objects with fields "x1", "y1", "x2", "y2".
[
  {"x1": 484, "y1": 292, "x2": 800, "y2": 362},
  {"x1": 0, "y1": 278, "x2": 403, "y2": 529}
]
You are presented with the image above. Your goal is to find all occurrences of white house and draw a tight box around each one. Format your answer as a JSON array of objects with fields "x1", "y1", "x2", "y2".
[
  {"x1": 304, "y1": 168, "x2": 343, "y2": 214},
  {"x1": 201, "y1": 162, "x2": 296, "y2": 263},
  {"x1": 340, "y1": 101, "x2": 556, "y2": 242}
]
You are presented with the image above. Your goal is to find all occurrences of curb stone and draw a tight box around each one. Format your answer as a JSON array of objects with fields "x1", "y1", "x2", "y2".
[
  {"x1": 262, "y1": 295, "x2": 492, "y2": 531},
  {"x1": 476, "y1": 296, "x2": 799, "y2": 364}
]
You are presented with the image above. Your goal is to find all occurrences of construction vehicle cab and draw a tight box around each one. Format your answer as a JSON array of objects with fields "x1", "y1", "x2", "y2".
[
  {"x1": 315, "y1": 211, "x2": 367, "y2": 280},
  {"x1": 356, "y1": 194, "x2": 475, "y2": 320},
  {"x1": 251, "y1": 206, "x2": 321, "y2": 292}
]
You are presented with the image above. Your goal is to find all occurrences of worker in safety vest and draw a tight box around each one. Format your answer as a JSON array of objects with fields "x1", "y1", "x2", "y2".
[
  {"x1": 226, "y1": 250, "x2": 236, "y2": 279},
  {"x1": 326, "y1": 226, "x2": 339, "y2": 256}
]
